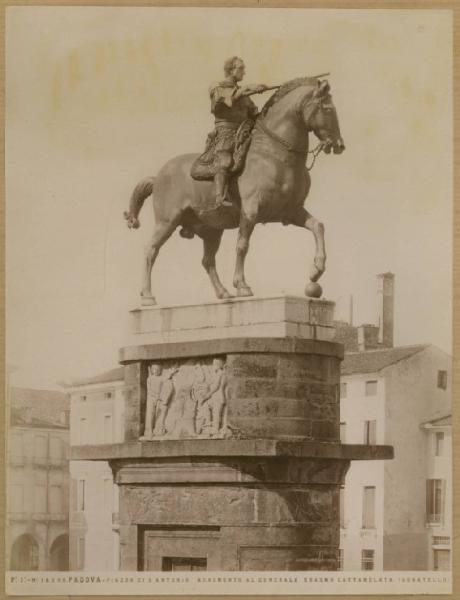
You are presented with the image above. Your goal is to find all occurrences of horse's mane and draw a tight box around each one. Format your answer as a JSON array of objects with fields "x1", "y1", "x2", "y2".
[{"x1": 261, "y1": 77, "x2": 318, "y2": 117}]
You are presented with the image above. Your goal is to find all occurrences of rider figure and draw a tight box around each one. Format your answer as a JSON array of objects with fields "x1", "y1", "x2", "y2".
[{"x1": 210, "y1": 57, "x2": 268, "y2": 207}]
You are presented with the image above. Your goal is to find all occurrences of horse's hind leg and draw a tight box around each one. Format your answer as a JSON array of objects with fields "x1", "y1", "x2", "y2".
[
  {"x1": 291, "y1": 207, "x2": 326, "y2": 296},
  {"x1": 200, "y1": 229, "x2": 232, "y2": 300},
  {"x1": 141, "y1": 215, "x2": 181, "y2": 305}
]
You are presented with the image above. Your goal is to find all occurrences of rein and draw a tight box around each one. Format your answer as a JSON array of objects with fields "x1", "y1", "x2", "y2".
[{"x1": 254, "y1": 94, "x2": 325, "y2": 171}]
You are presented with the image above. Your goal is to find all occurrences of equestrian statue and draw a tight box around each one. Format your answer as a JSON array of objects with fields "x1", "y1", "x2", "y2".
[{"x1": 124, "y1": 56, "x2": 345, "y2": 305}]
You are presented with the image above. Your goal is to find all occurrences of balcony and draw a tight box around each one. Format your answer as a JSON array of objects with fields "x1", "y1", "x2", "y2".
[
  {"x1": 8, "y1": 511, "x2": 68, "y2": 522},
  {"x1": 8, "y1": 511, "x2": 28, "y2": 521},
  {"x1": 31, "y1": 512, "x2": 69, "y2": 522},
  {"x1": 9, "y1": 455, "x2": 27, "y2": 466},
  {"x1": 426, "y1": 514, "x2": 442, "y2": 526},
  {"x1": 10, "y1": 456, "x2": 69, "y2": 468}
]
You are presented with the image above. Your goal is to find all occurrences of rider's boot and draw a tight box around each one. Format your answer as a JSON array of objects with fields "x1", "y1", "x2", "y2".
[{"x1": 215, "y1": 171, "x2": 233, "y2": 208}]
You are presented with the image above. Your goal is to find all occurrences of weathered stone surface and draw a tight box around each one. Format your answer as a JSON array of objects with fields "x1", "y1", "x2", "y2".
[
  {"x1": 71, "y1": 439, "x2": 394, "y2": 461},
  {"x1": 112, "y1": 457, "x2": 350, "y2": 486},
  {"x1": 127, "y1": 296, "x2": 336, "y2": 347},
  {"x1": 119, "y1": 337, "x2": 343, "y2": 364},
  {"x1": 119, "y1": 484, "x2": 337, "y2": 531},
  {"x1": 239, "y1": 545, "x2": 337, "y2": 571}
]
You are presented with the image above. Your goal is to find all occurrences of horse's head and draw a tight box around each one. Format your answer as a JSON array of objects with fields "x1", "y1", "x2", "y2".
[{"x1": 302, "y1": 80, "x2": 345, "y2": 155}]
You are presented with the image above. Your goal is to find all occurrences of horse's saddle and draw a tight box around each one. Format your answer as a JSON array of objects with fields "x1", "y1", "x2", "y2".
[{"x1": 190, "y1": 119, "x2": 255, "y2": 182}]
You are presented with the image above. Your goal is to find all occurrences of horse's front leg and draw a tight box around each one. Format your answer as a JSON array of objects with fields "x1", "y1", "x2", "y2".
[
  {"x1": 200, "y1": 228, "x2": 232, "y2": 299},
  {"x1": 233, "y1": 214, "x2": 256, "y2": 297},
  {"x1": 291, "y1": 207, "x2": 326, "y2": 297}
]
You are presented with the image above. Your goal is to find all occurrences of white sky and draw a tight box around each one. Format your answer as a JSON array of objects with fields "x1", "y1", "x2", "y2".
[{"x1": 6, "y1": 7, "x2": 453, "y2": 389}]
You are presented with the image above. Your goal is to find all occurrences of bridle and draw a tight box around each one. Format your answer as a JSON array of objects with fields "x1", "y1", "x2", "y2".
[{"x1": 254, "y1": 90, "x2": 327, "y2": 171}]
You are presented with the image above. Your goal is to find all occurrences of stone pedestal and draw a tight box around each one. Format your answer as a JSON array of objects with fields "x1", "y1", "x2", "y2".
[{"x1": 72, "y1": 296, "x2": 392, "y2": 571}]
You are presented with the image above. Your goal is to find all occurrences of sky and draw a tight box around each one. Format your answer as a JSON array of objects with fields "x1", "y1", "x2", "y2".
[{"x1": 6, "y1": 7, "x2": 453, "y2": 390}]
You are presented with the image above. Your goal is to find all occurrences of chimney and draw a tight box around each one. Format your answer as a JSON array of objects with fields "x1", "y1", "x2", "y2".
[
  {"x1": 377, "y1": 272, "x2": 394, "y2": 347},
  {"x1": 358, "y1": 324, "x2": 379, "y2": 351}
]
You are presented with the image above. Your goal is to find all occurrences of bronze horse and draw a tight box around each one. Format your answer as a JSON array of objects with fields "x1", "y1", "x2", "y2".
[{"x1": 124, "y1": 78, "x2": 345, "y2": 305}]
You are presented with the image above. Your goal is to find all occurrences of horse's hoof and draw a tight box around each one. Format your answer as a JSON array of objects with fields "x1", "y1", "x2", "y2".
[
  {"x1": 141, "y1": 294, "x2": 157, "y2": 306},
  {"x1": 305, "y1": 282, "x2": 322, "y2": 298},
  {"x1": 217, "y1": 289, "x2": 233, "y2": 299},
  {"x1": 236, "y1": 286, "x2": 253, "y2": 297}
]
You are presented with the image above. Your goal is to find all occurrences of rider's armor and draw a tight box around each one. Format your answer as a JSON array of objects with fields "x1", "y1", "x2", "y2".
[{"x1": 209, "y1": 80, "x2": 259, "y2": 207}]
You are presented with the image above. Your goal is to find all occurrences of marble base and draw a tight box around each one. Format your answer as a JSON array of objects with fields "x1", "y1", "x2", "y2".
[{"x1": 127, "y1": 296, "x2": 335, "y2": 346}]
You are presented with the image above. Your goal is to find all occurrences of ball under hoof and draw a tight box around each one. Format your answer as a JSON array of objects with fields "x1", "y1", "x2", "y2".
[
  {"x1": 141, "y1": 295, "x2": 157, "y2": 306},
  {"x1": 305, "y1": 282, "x2": 323, "y2": 298}
]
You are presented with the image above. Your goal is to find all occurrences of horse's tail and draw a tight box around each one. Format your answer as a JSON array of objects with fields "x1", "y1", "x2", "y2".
[{"x1": 123, "y1": 176, "x2": 155, "y2": 229}]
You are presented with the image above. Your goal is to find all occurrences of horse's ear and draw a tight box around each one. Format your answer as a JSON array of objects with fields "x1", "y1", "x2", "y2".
[{"x1": 318, "y1": 80, "x2": 330, "y2": 96}]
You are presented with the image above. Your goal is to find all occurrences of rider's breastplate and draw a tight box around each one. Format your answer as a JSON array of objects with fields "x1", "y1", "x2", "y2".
[
  {"x1": 213, "y1": 97, "x2": 256, "y2": 124},
  {"x1": 210, "y1": 82, "x2": 257, "y2": 124}
]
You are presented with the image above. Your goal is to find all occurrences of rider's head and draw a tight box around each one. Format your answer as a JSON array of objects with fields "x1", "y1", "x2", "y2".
[{"x1": 224, "y1": 57, "x2": 245, "y2": 82}]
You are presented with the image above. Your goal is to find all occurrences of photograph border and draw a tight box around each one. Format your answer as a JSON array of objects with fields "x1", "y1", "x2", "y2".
[{"x1": 1, "y1": 0, "x2": 458, "y2": 598}]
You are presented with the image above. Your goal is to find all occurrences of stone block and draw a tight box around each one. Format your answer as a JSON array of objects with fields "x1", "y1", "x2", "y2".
[{"x1": 127, "y1": 296, "x2": 336, "y2": 346}]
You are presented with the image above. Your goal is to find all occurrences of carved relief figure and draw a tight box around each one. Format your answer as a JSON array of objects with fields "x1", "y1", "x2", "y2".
[
  {"x1": 192, "y1": 365, "x2": 211, "y2": 434},
  {"x1": 207, "y1": 358, "x2": 228, "y2": 436},
  {"x1": 141, "y1": 364, "x2": 163, "y2": 440},
  {"x1": 141, "y1": 359, "x2": 229, "y2": 440},
  {"x1": 152, "y1": 367, "x2": 177, "y2": 436}
]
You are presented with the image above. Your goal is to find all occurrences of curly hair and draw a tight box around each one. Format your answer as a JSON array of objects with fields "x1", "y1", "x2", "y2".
[{"x1": 223, "y1": 56, "x2": 243, "y2": 76}]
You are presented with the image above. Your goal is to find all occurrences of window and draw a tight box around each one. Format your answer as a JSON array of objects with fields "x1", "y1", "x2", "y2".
[
  {"x1": 60, "y1": 410, "x2": 70, "y2": 426},
  {"x1": 34, "y1": 485, "x2": 47, "y2": 513},
  {"x1": 437, "y1": 370, "x2": 447, "y2": 390},
  {"x1": 338, "y1": 549, "x2": 344, "y2": 571},
  {"x1": 103, "y1": 414, "x2": 113, "y2": 443},
  {"x1": 10, "y1": 484, "x2": 24, "y2": 512},
  {"x1": 80, "y1": 395, "x2": 87, "y2": 402},
  {"x1": 364, "y1": 420, "x2": 377, "y2": 445},
  {"x1": 34, "y1": 435, "x2": 47, "y2": 459},
  {"x1": 433, "y1": 536, "x2": 450, "y2": 546},
  {"x1": 77, "y1": 479, "x2": 86, "y2": 512},
  {"x1": 339, "y1": 486, "x2": 345, "y2": 528},
  {"x1": 79, "y1": 418, "x2": 87, "y2": 445},
  {"x1": 340, "y1": 382, "x2": 347, "y2": 399},
  {"x1": 426, "y1": 479, "x2": 445, "y2": 524},
  {"x1": 49, "y1": 486, "x2": 62, "y2": 513},
  {"x1": 361, "y1": 549, "x2": 374, "y2": 570},
  {"x1": 50, "y1": 437, "x2": 62, "y2": 460},
  {"x1": 162, "y1": 557, "x2": 207, "y2": 571},
  {"x1": 103, "y1": 478, "x2": 113, "y2": 510},
  {"x1": 105, "y1": 392, "x2": 113, "y2": 399},
  {"x1": 362, "y1": 486, "x2": 376, "y2": 529},
  {"x1": 435, "y1": 432, "x2": 444, "y2": 457},
  {"x1": 77, "y1": 537, "x2": 85, "y2": 570},
  {"x1": 365, "y1": 380, "x2": 378, "y2": 396},
  {"x1": 433, "y1": 549, "x2": 450, "y2": 571},
  {"x1": 339, "y1": 422, "x2": 346, "y2": 443},
  {"x1": 10, "y1": 433, "x2": 23, "y2": 459}
]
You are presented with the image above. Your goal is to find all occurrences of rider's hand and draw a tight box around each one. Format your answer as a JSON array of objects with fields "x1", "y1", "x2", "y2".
[{"x1": 255, "y1": 84, "x2": 269, "y2": 93}]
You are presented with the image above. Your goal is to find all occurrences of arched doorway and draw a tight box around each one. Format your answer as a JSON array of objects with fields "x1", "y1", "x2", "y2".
[
  {"x1": 49, "y1": 534, "x2": 69, "y2": 571},
  {"x1": 10, "y1": 534, "x2": 39, "y2": 570}
]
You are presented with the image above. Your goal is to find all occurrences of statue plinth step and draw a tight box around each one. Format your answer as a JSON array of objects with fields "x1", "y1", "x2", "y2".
[{"x1": 127, "y1": 295, "x2": 335, "y2": 346}]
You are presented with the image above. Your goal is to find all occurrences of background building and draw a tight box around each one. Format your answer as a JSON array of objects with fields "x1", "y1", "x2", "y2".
[
  {"x1": 7, "y1": 387, "x2": 70, "y2": 571},
  {"x1": 65, "y1": 368, "x2": 125, "y2": 571},
  {"x1": 337, "y1": 274, "x2": 452, "y2": 571}
]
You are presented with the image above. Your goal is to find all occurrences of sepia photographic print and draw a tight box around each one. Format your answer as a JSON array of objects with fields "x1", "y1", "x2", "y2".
[{"x1": 5, "y1": 4, "x2": 454, "y2": 596}]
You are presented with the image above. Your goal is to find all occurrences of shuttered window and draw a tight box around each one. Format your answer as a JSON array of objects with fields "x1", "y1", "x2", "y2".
[{"x1": 362, "y1": 486, "x2": 376, "y2": 529}]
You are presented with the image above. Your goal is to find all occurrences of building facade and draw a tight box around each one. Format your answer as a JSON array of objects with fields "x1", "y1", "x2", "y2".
[
  {"x1": 339, "y1": 345, "x2": 452, "y2": 571},
  {"x1": 66, "y1": 368, "x2": 125, "y2": 571},
  {"x1": 7, "y1": 388, "x2": 70, "y2": 571},
  {"x1": 337, "y1": 273, "x2": 452, "y2": 571}
]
